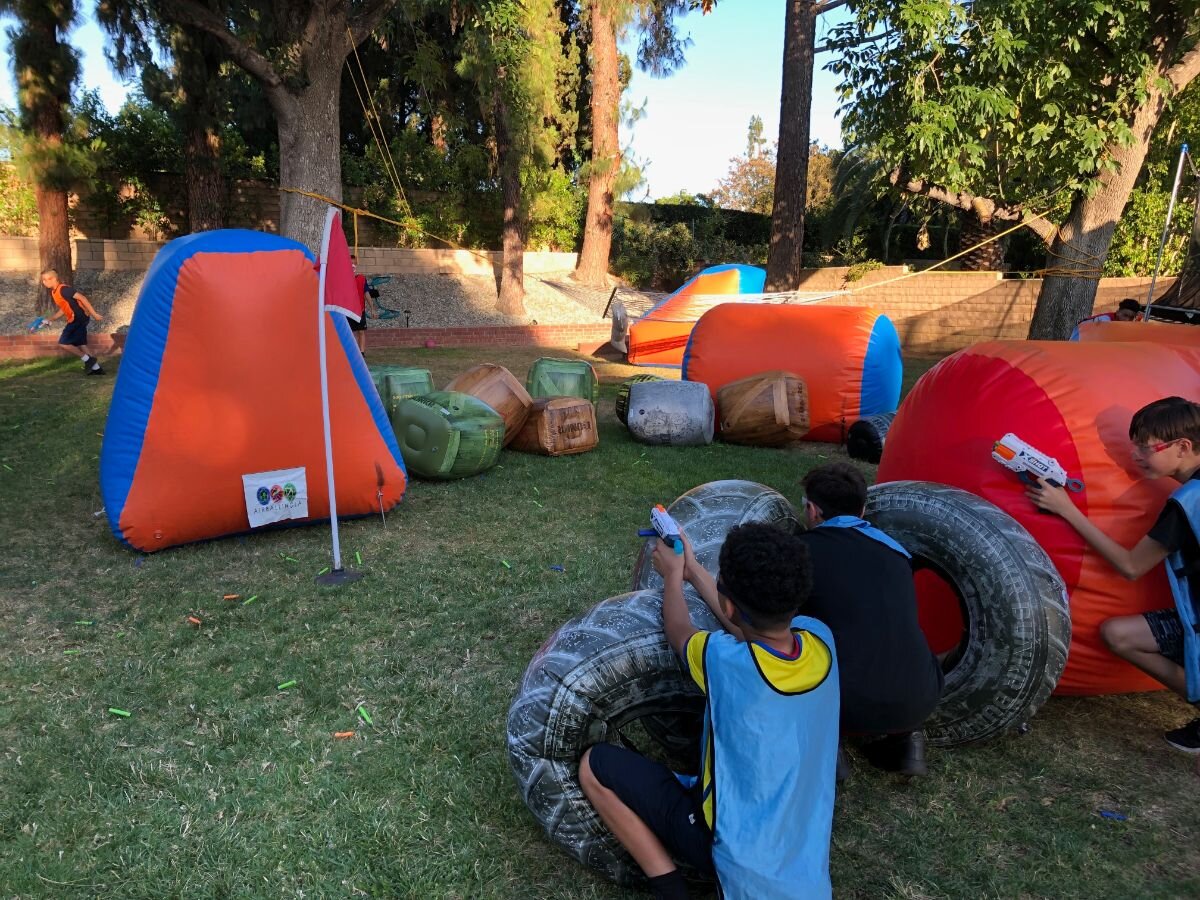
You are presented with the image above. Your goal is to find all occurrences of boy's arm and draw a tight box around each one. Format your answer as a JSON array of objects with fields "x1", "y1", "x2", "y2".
[
  {"x1": 75, "y1": 293, "x2": 103, "y2": 321},
  {"x1": 680, "y1": 539, "x2": 745, "y2": 640},
  {"x1": 654, "y1": 539, "x2": 699, "y2": 656},
  {"x1": 1028, "y1": 479, "x2": 1169, "y2": 579}
]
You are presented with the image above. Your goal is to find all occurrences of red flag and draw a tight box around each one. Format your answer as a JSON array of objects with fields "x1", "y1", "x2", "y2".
[{"x1": 320, "y1": 212, "x2": 364, "y2": 322}]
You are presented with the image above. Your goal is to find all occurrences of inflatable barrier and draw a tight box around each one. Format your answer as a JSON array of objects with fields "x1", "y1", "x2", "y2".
[
  {"x1": 1076, "y1": 319, "x2": 1200, "y2": 346},
  {"x1": 877, "y1": 340, "x2": 1200, "y2": 695},
  {"x1": 99, "y1": 230, "x2": 406, "y2": 552},
  {"x1": 682, "y1": 305, "x2": 902, "y2": 442},
  {"x1": 526, "y1": 357, "x2": 599, "y2": 404},
  {"x1": 626, "y1": 264, "x2": 766, "y2": 367}
]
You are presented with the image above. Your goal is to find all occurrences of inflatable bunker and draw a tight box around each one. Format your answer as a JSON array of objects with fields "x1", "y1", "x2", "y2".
[
  {"x1": 1076, "y1": 319, "x2": 1200, "y2": 346},
  {"x1": 626, "y1": 264, "x2": 765, "y2": 367},
  {"x1": 100, "y1": 230, "x2": 407, "y2": 552},
  {"x1": 877, "y1": 340, "x2": 1200, "y2": 695},
  {"x1": 682, "y1": 304, "x2": 902, "y2": 442}
]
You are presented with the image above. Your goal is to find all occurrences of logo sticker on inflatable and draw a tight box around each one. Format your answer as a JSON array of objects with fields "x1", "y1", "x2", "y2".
[{"x1": 242, "y1": 467, "x2": 309, "y2": 528}]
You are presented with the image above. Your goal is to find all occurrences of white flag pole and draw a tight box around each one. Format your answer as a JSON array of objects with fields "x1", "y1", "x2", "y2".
[{"x1": 316, "y1": 206, "x2": 358, "y2": 585}]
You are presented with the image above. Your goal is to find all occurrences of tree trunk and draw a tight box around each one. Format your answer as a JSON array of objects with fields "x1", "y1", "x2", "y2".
[
  {"x1": 573, "y1": 0, "x2": 620, "y2": 287},
  {"x1": 185, "y1": 124, "x2": 225, "y2": 232},
  {"x1": 494, "y1": 98, "x2": 526, "y2": 317},
  {"x1": 275, "y1": 67, "x2": 344, "y2": 251},
  {"x1": 35, "y1": 182, "x2": 72, "y2": 308},
  {"x1": 1028, "y1": 84, "x2": 1170, "y2": 340},
  {"x1": 765, "y1": 0, "x2": 817, "y2": 292}
]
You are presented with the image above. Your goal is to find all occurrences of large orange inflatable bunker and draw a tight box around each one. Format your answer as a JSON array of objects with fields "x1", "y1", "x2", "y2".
[
  {"x1": 100, "y1": 230, "x2": 407, "y2": 552},
  {"x1": 681, "y1": 304, "x2": 902, "y2": 442},
  {"x1": 877, "y1": 341, "x2": 1200, "y2": 694},
  {"x1": 626, "y1": 264, "x2": 765, "y2": 366},
  {"x1": 1077, "y1": 319, "x2": 1200, "y2": 346}
]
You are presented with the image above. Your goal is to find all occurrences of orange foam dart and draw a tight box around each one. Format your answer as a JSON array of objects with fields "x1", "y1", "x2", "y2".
[
  {"x1": 333, "y1": 731, "x2": 355, "y2": 740},
  {"x1": 222, "y1": 594, "x2": 241, "y2": 601},
  {"x1": 187, "y1": 616, "x2": 202, "y2": 627}
]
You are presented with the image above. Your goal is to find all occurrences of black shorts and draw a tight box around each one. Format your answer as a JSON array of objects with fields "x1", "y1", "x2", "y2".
[
  {"x1": 60, "y1": 318, "x2": 90, "y2": 346},
  {"x1": 585, "y1": 742, "x2": 714, "y2": 875},
  {"x1": 1144, "y1": 608, "x2": 1185, "y2": 666},
  {"x1": 348, "y1": 315, "x2": 365, "y2": 332}
]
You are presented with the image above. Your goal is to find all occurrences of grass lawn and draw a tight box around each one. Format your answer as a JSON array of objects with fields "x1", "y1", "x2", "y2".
[{"x1": 0, "y1": 347, "x2": 1197, "y2": 899}]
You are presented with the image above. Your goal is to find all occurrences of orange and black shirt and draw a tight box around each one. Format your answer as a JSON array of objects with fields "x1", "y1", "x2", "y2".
[{"x1": 50, "y1": 284, "x2": 86, "y2": 323}]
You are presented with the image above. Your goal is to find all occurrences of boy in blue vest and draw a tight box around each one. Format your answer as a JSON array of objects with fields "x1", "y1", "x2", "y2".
[
  {"x1": 579, "y1": 523, "x2": 839, "y2": 900},
  {"x1": 1028, "y1": 396, "x2": 1200, "y2": 753}
]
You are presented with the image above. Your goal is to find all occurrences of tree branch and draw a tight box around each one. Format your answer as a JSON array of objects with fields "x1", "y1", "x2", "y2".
[
  {"x1": 889, "y1": 167, "x2": 1060, "y2": 244},
  {"x1": 815, "y1": 0, "x2": 849, "y2": 13},
  {"x1": 1166, "y1": 39, "x2": 1200, "y2": 93},
  {"x1": 161, "y1": 1, "x2": 289, "y2": 107},
  {"x1": 816, "y1": 29, "x2": 895, "y2": 54},
  {"x1": 349, "y1": 0, "x2": 398, "y2": 45}
]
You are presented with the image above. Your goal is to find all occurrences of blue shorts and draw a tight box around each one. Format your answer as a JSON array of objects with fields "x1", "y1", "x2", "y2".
[
  {"x1": 1144, "y1": 609, "x2": 1185, "y2": 667},
  {"x1": 59, "y1": 318, "x2": 90, "y2": 346},
  {"x1": 585, "y1": 742, "x2": 714, "y2": 875}
]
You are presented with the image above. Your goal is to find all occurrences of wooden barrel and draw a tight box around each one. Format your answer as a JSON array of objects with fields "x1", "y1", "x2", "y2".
[
  {"x1": 717, "y1": 371, "x2": 810, "y2": 447},
  {"x1": 445, "y1": 364, "x2": 533, "y2": 447},
  {"x1": 526, "y1": 357, "x2": 599, "y2": 404},
  {"x1": 510, "y1": 397, "x2": 599, "y2": 456}
]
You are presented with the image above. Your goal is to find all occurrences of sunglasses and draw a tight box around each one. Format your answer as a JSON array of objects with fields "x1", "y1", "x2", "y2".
[{"x1": 1131, "y1": 439, "x2": 1181, "y2": 457}]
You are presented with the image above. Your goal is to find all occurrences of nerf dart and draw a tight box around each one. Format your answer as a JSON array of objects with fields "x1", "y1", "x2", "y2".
[
  {"x1": 187, "y1": 616, "x2": 202, "y2": 627},
  {"x1": 357, "y1": 705, "x2": 373, "y2": 725},
  {"x1": 277, "y1": 679, "x2": 297, "y2": 690},
  {"x1": 222, "y1": 594, "x2": 241, "y2": 601},
  {"x1": 108, "y1": 708, "x2": 131, "y2": 717},
  {"x1": 992, "y1": 433, "x2": 1084, "y2": 492},
  {"x1": 638, "y1": 504, "x2": 685, "y2": 555},
  {"x1": 242, "y1": 595, "x2": 258, "y2": 606},
  {"x1": 334, "y1": 731, "x2": 355, "y2": 740}
]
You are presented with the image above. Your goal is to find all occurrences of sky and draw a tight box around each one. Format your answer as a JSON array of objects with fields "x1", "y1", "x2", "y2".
[{"x1": 0, "y1": 2, "x2": 849, "y2": 200}]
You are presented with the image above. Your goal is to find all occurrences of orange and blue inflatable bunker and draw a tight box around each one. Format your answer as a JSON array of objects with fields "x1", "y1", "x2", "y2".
[
  {"x1": 99, "y1": 230, "x2": 406, "y2": 552},
  {"x1": 681, "y1": 304, "x2": 902, "y2": 442},
  {"x1": 1076, "y1": 319, "x2": 1200, "y2": 346},
  {"x1": 626, "y1": 264, "x2": 765, "y2": 366},
  {"x1": 877, "y1": 340, "x2": 1200, "y2": 695}
]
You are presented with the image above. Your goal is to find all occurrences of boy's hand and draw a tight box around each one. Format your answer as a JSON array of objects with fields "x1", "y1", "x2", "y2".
[
  {"x1": 652, "y1": 538, "x2": 686, "y2": 583},
  {"x1": 678, "y1": 533, "x2": 702, "y2": 582},
  {"x1": 93, "y1": 312, "x2": 104, "y2": 322},
  {"x1": 1026, "y1": 477, "x2": 1075, "y2": 517}
]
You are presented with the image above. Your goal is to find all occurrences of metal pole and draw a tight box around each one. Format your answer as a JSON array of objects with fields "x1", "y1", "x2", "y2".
[{"x1": 1145, "y1": 144, "x2": 1189, "y2": 320}]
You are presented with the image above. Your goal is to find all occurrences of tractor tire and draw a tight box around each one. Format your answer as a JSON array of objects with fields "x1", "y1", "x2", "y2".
[
  {"x1": 865, "y1": 480, "x2": 1071, "y2": 746},
  {"x1": 847, "y1": 412, "x2": 895, "y2": 464}
]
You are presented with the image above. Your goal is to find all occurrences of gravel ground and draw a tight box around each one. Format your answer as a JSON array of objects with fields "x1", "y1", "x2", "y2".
[{"x1": 0, "y1": 268, "x2": 606, "y2": 336}]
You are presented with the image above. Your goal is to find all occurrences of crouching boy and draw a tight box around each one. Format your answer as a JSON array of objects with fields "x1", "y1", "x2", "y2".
[{"x1": 579, "y1": 523, "x2": 839, "y2": 900}]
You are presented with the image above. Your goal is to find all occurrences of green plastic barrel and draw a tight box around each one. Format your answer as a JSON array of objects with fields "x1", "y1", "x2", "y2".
[
  {"x1": 368, "y1": 365, "x2": 435, "y2": 418},
  {"x1": 615, "y1": 374, "x2": 666, "y2": 426},
  {"x1": 526, "y1": 357, "x2": 599, "y2": 404},
  {"x1": 393, "y1": 391, "x2": 504, "y2": 479}
]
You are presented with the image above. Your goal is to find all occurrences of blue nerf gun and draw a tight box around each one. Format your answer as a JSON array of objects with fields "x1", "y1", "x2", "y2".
[
  {"x1": 638, "y1": 504, "x2": 685, "y2": 555},
  {"x1": 27, "y1": 316, "x2": 48, "y2": 333}
]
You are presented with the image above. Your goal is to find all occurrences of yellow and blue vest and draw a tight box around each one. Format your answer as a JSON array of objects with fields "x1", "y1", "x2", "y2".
[
  {"x1": 681, "y1": 615, "x2": 839, "y2": 899},
  {"x1": 1165, "y1": 479, "x2": 1200, "y2": 702}
]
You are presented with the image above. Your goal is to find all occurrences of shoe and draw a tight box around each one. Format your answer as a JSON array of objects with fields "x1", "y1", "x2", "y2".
[
  {"x1": 863, "y1": 731, "x2": 929, "y2": 776},
  {"x1": 86, "y1": 365, "x2": 105, "y2": 376},
  {"x1": 1163, "y1": 718, "x2": 1200, "y2": 754},
  {"x1": 81, "y1": 356, "x2": 92, "y2": 371}
]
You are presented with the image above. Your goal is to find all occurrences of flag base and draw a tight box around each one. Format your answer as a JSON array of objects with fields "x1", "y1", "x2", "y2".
[{"x1": 316, "y1": 567, "x2": 364, "y2": 587}]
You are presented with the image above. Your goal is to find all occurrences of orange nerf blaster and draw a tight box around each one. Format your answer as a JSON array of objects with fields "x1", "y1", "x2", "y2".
[{"x1": 992, "y1": 433, "x2": 1084, "y2": 492}]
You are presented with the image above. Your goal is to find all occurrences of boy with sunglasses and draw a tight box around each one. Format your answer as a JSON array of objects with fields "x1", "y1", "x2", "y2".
[
  {"x1": 1028, "y1": 396, "x2": 1200, "y2": 753},
  {"x1": 579, "y1": 523, "x2": 839, "y2": 900}
]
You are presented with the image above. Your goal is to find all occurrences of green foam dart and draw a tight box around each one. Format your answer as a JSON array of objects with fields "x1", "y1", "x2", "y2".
[
  {"x1": 357, "y1": 705, "x2": 373, "y2": 726},
  {"x1": 355, "y1": 551, "x2": 362, "y2": 566},
  {"x1": 75, "y1": 620, "x2": 94, "y2": 626},
  {"x1": 501, "y1": 560, "x2": 512, "y2": 569},
  {"x1": 317, "y1": 567, "x2": 331, "y2": 576},
  {"x1": 277, "y1": 679, "x2": 297, "y2": 691},
  {"x1": 63, "y1": 649, "x2": 81, "y2": 655},
  {"x1": 108, "y1": 707, "x2": 131, "y2": 717},
  {"x1": 242, "y1": 595, "x2": 258, "y2": 606}
]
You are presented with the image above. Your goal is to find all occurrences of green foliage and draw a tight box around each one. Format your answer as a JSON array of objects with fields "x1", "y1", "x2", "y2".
[
  {"x1": 1104, "y1": 187, "x2": 1196, "y2": 277},
  {"x1": 610, "y1": 218, "x2": 766, "y2": 289},
  {"x1": 0, "y1": 111, "x2": 38, "y2": 235}
]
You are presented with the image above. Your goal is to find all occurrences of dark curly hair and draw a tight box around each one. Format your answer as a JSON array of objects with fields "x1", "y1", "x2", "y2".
[
  {"x1": 1129, "y1": 396, "x2": 1200, "y2": 446},
  {"x1": 802, "y1": 462, "x2": 868, "y2": 519},
  {"x1": 717, "y1": 523, "x2": 812, "y2": 627}
]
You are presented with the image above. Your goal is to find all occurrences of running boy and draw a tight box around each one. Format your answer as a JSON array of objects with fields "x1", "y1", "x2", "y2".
[
  {"x1": 348, "y1": 255, "x2": 381, "y2": 353},
  {"x1": 1028, "y1": 397, "x2": 1200, "y2": 753},
  {"x1": 579, "y1": 524, "x2": 839, "y2": 900},
  {"x1": 38, "y1": 269, "x2": 105, "y2": 375}
]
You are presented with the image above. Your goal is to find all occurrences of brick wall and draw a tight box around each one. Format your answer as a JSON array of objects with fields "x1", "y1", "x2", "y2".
[
  {"x1": 0, "y1": 324, "x2": 612, "y2": 360},
  {"x1": 0, "y1": 236, "x2": 577, "y2": 276},
  {"x1": 832, "y1": 271, "x2": 1174, "y2": 354}
]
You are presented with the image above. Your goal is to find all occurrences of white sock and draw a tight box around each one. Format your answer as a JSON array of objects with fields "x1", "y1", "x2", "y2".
[
  {"x1": 81, "y1": 354, "x2": 91, "y2": 363},
  {"x1": 91, "y1": 362, "x2": 101, "y2": 371}
]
